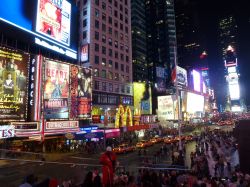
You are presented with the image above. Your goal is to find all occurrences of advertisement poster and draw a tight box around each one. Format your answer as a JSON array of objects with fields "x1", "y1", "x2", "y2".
[
  {"x1": 155, "y1": 67, "x2": 167, "y2": 93},
  {"x1": 0, "y1": 47, "x2": 29, "y2": 121},
  {"x1": 70, "y1": 65, "x2": 91, "y2": 119},
  {"x1": 133, "y1": 82, "x2": 152, "y2": 115},
  {"x1": 186, "y1": 92, "x2": 204, "y2": 114},
  {"x1": 36, "y1": 0, "x2": 71, "y2": 46},
  {"x1": 157, "y1": 95, "x2": 177, "y2": 121},
  {"x1": 81, "y1": 44, "x2": 89, "y2": 62},
  {"x1": 44, "y1": 59, "x2": 69, "y2": 119},
  {"x1": 177, "y1": 66, "x2": 187, "y2": 87}
]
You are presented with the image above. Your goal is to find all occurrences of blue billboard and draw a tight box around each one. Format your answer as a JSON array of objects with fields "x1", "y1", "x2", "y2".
[{"x1": 0, "y1": 0, "x2": 77, "y2": 59}]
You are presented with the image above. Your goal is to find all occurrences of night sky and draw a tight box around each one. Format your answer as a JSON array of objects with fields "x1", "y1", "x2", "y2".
[{"x1": 185, "y1": 0, "x2": 250, "y2": 108}]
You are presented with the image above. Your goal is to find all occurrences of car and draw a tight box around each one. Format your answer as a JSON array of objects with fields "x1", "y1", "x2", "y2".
[
  {"x1": 150, "y1": 138, "x2": 158, "y2": 144},
  {"x1": 136, "y1": 142, "x2": 146, "y2": 148},
  {"x1": 113, "y1": 145, "x2": 126, "y2": 154},
  {"x1": 164, "y1": 137, "x2": 174, "y2": 144}
]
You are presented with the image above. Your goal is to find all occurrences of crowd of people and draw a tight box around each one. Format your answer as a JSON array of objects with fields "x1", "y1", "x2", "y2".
[{"x1": 19, "y1": 129, "x2": 250, "y2": 187}]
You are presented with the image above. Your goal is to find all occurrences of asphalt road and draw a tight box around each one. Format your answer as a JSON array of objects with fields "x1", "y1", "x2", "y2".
[{"x1": 0, "y1": 141, "x2": 194, "y2": 187}]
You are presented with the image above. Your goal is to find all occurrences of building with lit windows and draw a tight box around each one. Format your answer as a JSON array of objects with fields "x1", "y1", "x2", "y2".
[
  {"x1": 145, "y1": 0, "x2": 178, "y2": 113},
  {"x1": 78, "y1": 0, "x2": 133, "y2": 125},
  {"x1": 131, "y1": 0, "x2": 148, "y2": 82}
]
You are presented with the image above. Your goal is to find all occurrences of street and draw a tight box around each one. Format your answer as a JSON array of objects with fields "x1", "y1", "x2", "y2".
[{"x1": 0, "y1": 141, "x2": 196, "y2": 187}]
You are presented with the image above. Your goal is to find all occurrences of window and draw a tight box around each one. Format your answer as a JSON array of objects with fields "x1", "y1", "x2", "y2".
[
  {"x1": 94, "y1": 81, "x2": 100, "y2": 90},
  {"x1": 121, "y1": 85, "x2": 125, "y2": 93},
  {"x1": 108, "y1": 38, "x2": 112, "y2": 46},
  {"x1": 115, "y1": 62, "x2": 118, "y2": 69},
  {"x1": 120, "y1": 33, "x2": 123, "y2": 40},
  {"x1": 83, "y1": 31, "x2": 87, "y2": 39},
  {"x1": 94, "y1": 68, "x2": 99, "y2": 77},
  {"x1": 95, "y1": 0, "x2": 99, "y2": 6},
  {"x1": 108, "y1": 49, "x2": 112, "y2": 57},
  {"x1": 125, "y1": 45, "x2": 129, "y2": 52},
  {"x1": 114, "y1": 84, "x2": 119, "y2": 92},
  {"x1": 108, "y1": 27, "x2": 112, "y2": 34},
  {"x1": 102, "y1": 35, "x2": 106, "y2": 43},
  {"x1": 125, "y1": 0, "x2": 127, "y2": 5},
  {"x1": 95, "y1": 9, "x2": 99, "y2": 17},
  {"x1": 120, "y1": 4, "x2": 123, "y2": 11},
  {"x1": 120, "y1": 23, "x2": 123, "y2": 30},
  {"x1": 109, "y1": 60, "x2": 113, "y2": 67},
  {"x1": 108, "y1": 0, "x2": 112, "y2": 3},
  {"x1": 114, "y1": 10, "x2": 118, "y2": 17},
  {"x1": 102, "y1": 82, "x2": 106, "y2": 91},
  {"x1": 120, "y1": 14, "x2": 123, "y2": 21},
  {"x1": 114, "y1": 1, "x2": 118, "y2": 7},
  {"x1": 125, "y1": 35, "x2": 128, "y2": 43},
  {"x1": 126, "y1": 86, "x2": 130, "y2": 94},
  {"x1": 108, "y1": 71, "x2": 113, "y2": 79},
  {"x1": 120, "y1": 53, "x2": 124, "y2": 61},
  {"x1": 102, "y1": 2, "x2": 106, "y2": 10},
  {"x1": 95, "y1": 43, "x2": 99, "y2": 52},
  {"x1": 95, "y1": 31, "x2": 99, "y2": 40},
  {"x1": 102, "y1": 24, "x2": 106, "y2": 32},
  {"x1": 109, "y1": 83, "x2": 113, "y2": 92},
  {"x1": 126, "y1": 66, "x2": 129, "y2": 73},
  {"x1": 102, "y1": 58, "x2": 106, "y2": 66},
  {"x1": 83, "y1": 9, "x2": 87, "y2": 16},
  {"x1": 114, "y1": 30, "x2": 118, "y2": 38},
  {"x1": 94, "y1": 56, "x2": 100, "y2": 65},
  {"x1": 125, "y1": 17, "x2": 128, "y2": 24},
  {"x1": 126, "y1": 56, "x2": 129, "y2": 62},
  {"x1": 121, "y1": 64, "x2": 124, "y2": 71},
  {"x1": 126, "y1": 76, "x2": 129, "y2": 82},
  {"x1": 125, "y1": 8, "x2": 128, "y2": 15},
  {"x1": 115, "y1": 51, "x2": 118, "y2": 59},
  {"x1": 95, "y1": 20, "x2": 99, "y2": 29},
  {"x1": 121, "y1": 75, "x2": 125, "y2": 82},
  {"x1": 114, "y1": 41, "x2": 118, "y2": 48},
  {"x1": 108, "y1": 17, "x2": 112, "y2": 24},
  {"x1": 82, "y1": 19, "x2": 87, "y2": 27},
  {"x1": 114, "y1": 20, "x2": 118, "y2": 28},
  {"x1": 125, "y1": 26, "x2": 128, "y2": 33},
  {"x1": 108, "y1": 6, "x2": 112, "y2": 15},
  {"x1": 114, "y1": 73, "x2": 119, "y2": 81},
  {"x1": 102, "y1": 13, "x2": 106, "y2": 21},
  {"x1": 101, "y1": 70, "x2": 106, "y2": 78},
  {"x1": 102, "y1": 46, "x2": 106, "y2": 54},
  {"x1": 120, "y1": 44, "x2": 124, "y2": 50}
]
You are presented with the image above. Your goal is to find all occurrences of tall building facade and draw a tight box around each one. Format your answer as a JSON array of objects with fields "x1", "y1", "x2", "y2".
[
  {"x1": 145, "y1": 0, "x2": 177, "y2": 85},
  {"x1": 131, "y1": 0, "x2": 148, "y2": 82},
  {"x1": 79, "y1": 0, "x2": 133, "y2": 122}
]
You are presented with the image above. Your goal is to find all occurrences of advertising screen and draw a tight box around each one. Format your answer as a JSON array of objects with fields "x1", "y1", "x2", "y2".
[
  {"x1": 177, "y1": 66, "x2": 187, "y2": 87},
  {"x1": 133, "y1": 82, "x2": 152, "y2": 115},
  {"x1": 70, "y1": 65, "x2": 92, "y2": 119},
  {"x1": 157, "y1": 95, "x2": 178, "y2": 121},
  {"x1": 192, "y1": 70, "x2": 201, "y2": 92},
  {"x1": 36, "y1": 0, "x2": 71, "y2": 46},
  {"x1": 43, "y1": 58, "x2": 69, "y2": 119},
  {"x1": 0, "y1": 47, "x2": 29, "y2": 121},
  {"x1": 229, "y1": 83, "x2": 240, "y2": 100},
  {"x1": 0, "y1": 0, "x2": 77, "y2": 59},
  {"x1": 186, "y1": 92, "x2": 204, "y2": 113},
  {"x1": 155, "y1": 67, "x2": 167, "y2": 92},
  {"x1": 81, "y1": 44, "x2": 89, "y2": 63}
]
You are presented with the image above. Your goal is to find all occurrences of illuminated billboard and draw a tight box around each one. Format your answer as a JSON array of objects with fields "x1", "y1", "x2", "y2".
[
  {"x1": 133, "y1": 82, "x2": 152, "y2": 115},
  {"x1": 157, "y1": 95, "x2": 178, "y2": 121},
  {"x1": 0, "y1": 47, "x2": 29, "y2": 121},
  {"x1": 192, "y1": 70, "x2": 201, "y2": 92},
  {"x1": 70, "y1": 65, "x2": 92, "y2": 119},
  {"x1": 36, "y1": 0, "x2": 71, "y2": 46},
  {"x1": 186, "y1": 92, "x2": 204, "y2": 114},
  {"x1": 43, "y1": 58, "x2": 70, "y2": 119},
  {"x1": 155, "y1": 67, "x2": 167, "y2": 92},
  {"x1": 177, "y1": 66, "x2": 187, "y2": 87},
  {"x1": 0, "y1": 0, "x2": 77, "y2": 59},
  {"x1": 81, "y1": 44, "x2": 89, "y2": 63},
  {"x1": 229, "y1": 83, "x2": 240, "y2": 100}
]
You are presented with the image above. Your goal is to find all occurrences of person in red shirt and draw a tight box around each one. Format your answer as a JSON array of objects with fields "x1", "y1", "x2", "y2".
[{"x1": 100, "y1": 146, "x2": 117, "y2": 187}]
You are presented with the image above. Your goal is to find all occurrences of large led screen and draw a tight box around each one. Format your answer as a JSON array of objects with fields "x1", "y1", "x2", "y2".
[
  {"x1": 229, "y1": 83, "x2": 240, "y2": 100},
  {"x1": 133, "y1": 82, "x2": 152, "y2": 115},
  {"x1": 0, "y1": 0, "x2": 77, "y2": 59},
  {"x1": 70, "y1": 65, "x2": 92, "y2": 119},
  {"x1": 0, "y1": 47, "x2": 29, "y2": 121},
  {"x1": 186, "y1": 92, "x2": 204, "y2": 113},
  {"x1": 193, "y1": 70, "x2": 201, "y2": 92},
  {"x1": 43, "y1": 58, "x2": 69, "y2": 119},
  {"x1": 36, "y1": 0, "x2": 71, "y2": 46},
  {"x1": 177, "y1": 66, "x2": 187, "y2": 87}
]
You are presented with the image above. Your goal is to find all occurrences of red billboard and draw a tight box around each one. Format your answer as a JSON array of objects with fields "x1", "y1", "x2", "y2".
[{"x1": 70, "y1": 65, "x2": 92, "y2": 119}]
